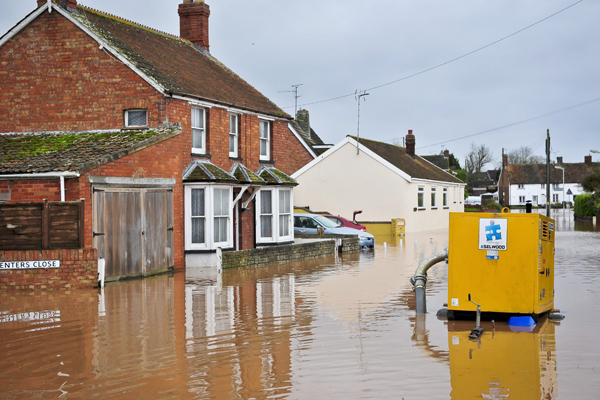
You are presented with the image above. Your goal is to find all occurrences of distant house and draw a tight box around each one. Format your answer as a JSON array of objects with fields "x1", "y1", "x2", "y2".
[
  {"x1": 470, "y1": 170, "x2": 500, "y2": 196},
  {"x1": 0, "y1": 0, "x2": 318, "y2": 277},
  {"x1": 291, "y1": 131, "x2": 466, "y2": 232},
  {"x1": 422, "y1": 150, "x2": 450, "y2": 171},
  {"x1": 499, "y1": 156, "x2": 599, "y2": 206}
]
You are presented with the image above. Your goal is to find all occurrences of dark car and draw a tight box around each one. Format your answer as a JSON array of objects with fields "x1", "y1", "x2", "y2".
[
  {"x1": 294, "y1": 213, "x2": 375, "y2": 249},
  {"x1": 323, "y1": 215, "x2": 366, "y2": 231}
]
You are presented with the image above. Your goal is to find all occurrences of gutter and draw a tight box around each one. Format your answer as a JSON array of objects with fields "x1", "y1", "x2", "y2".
[{"x1": 0, "y1": 172, "x2": 80, "y2": 202}]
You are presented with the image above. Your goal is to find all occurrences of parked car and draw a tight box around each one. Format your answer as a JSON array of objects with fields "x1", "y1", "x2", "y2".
[
  {"x1": 323, "y1": 214, "x2": 367, "y2": 231},
  {"x1": 294, "y1": 213, "x2": 375, "y2": 249}
]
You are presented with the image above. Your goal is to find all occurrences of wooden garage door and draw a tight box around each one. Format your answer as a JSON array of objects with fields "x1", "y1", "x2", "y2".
[{"x1": 93, "y1": 187, "x2": 174, "y2": 279}]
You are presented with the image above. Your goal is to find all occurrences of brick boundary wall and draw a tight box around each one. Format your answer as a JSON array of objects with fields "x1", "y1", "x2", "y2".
[
  {"x1": 223, "y1": 240, "x2": 335, "y2": 270},
  {"x1": 0, "y1": 249, "x2": 98, "y2": 291},
  {"x1": 222, "y1": 236, "x2": 360, "y2": 270},
  {"x1": 294, "y1": 235, "x2": 361, "y2": 253}
]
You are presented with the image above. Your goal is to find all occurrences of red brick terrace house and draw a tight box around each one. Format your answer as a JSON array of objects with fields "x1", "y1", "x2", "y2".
[{"x1": 0, "y1": 0, "x2": 318, "y2": 278}]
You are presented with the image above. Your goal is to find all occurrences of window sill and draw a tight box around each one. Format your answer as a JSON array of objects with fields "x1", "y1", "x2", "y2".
[
  {"x1": 416, "y1": 207, "x2": 426, "y2": 211},
  {"x1": 443, "y1": 207, "x2": 450, "y2": 209},
  {"x1": 432, "y1": 207, "x2": 438, "y2": 210},
  {"x1": 122, "y1": 125, "x2": 148, "y2": 130},
  {"x1": 229, "y1": 156, "x2": 243, "y2": 161},
  {"x1": 191, "y1": 152, "x2": 211, "y2": 158},
  {"x1": 260, "y1": 159, "x2": 275, "y2": 165}
]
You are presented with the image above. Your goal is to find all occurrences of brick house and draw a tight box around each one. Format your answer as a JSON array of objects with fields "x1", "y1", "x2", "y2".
[{"x1": 0, "y1": 0, "x2": 317, "y2": 278}]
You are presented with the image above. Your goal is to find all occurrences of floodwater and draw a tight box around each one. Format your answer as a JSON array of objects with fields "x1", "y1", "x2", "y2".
[{"x1": 1, "y1": 210, "x2": 599, "y2": 399}]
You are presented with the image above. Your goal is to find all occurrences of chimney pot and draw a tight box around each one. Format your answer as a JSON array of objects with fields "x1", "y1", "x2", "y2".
[
  {"x1": 179, "y1": 1, "x2": 210, "y2": 51},
  {"x1": 585, "y1": 155, "x2": 592, "y2": 165},
  {"x1": 443, "y1": 149, "x2": 449, "y2": 158},
  {"x1": 557, "y1": 156, "x2": 563, "y2": 164},
  {"x1": 405, "y1": 130, "x2": 415, "y2": 157}
]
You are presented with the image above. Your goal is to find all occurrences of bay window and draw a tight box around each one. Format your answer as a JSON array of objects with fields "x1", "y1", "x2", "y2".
[
  {"x1": 185, "y1": 185, "x2": 233, "y2": 250},
  {"x1": 256, "y1": 187, "x2": 293, "y2": 243}
]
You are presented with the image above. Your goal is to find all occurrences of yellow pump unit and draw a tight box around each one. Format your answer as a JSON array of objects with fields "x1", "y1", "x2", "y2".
[{"x1": 447, "y1": 212, "x2": 555, "y2": 318}]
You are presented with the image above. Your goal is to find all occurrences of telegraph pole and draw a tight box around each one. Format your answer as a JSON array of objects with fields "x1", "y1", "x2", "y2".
[{"x1": 546, "y1": 129, "x2": 551, "y2": 217}]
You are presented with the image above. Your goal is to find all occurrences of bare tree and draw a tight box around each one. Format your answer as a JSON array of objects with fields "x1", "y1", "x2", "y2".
[
  {"x1": 508, "y1": 146, "x2": 545, "y2": 164},
  {"x1": 464, "y1": 143, "x2": 494, "y2": 175}
]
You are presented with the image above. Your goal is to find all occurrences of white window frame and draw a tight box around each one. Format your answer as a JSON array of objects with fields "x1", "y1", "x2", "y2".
[
  {"x1": 184, "y1": 184, "x2": 233, "y2": 250},
  {"x1": 124, "y1": 109, "x2": 147, "y2": 127},
  {"x1": 519, "y1": 196, "x2": 526, "y2": 203},
  {"x1": 541, "y1": 184, "x2": 545, "y2": 189},
  {"x1": 417, "y1": 186, "x2": 425, "y2": 209},
  {"x1": 443, "y1": 187, "x2": 448, "y2": 208},
  {"x1": 256, "y1": 187, "x2": 294, "y2": 244},
  {"x1": 191, "y1": 107, "x2": 206, "y2": 154},
  {"x1": 518, "y1": 184, "x2": 524, "y2": 189},
  {"x1": 229, "y1": 114, "x2": 239, "y2": 158},
  {"x1": 553, "y1": 193, "x2": 559, "y2": 203},
  {"x1": 431, "y1": 187, "x2": 437, "y2": 209},
  {"x1": 259, "y1": 120, "x2": 271, "y2": 161}
]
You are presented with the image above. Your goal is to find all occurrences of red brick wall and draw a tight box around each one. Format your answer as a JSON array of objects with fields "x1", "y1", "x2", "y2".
[
  {"x1": 0, "y1": 11, "x2": 164, "y2": 133},
  {"x1": 0, "y1": 248, "x2": 98, "y2": 291}
]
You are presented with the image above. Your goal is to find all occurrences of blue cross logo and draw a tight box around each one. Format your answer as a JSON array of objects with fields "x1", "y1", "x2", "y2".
[{"x1": 485, "y1": 220, "x2": 502, "y2": 241}]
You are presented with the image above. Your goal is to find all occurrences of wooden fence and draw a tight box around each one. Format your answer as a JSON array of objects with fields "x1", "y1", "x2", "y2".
[{"x1": 0, "y1": 200, "x2": 84, "y2": 250}]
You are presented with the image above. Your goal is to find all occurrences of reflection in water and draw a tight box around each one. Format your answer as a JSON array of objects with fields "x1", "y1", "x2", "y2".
[{"x1": 0, "y1": 212, "x2": 599, "y2": 398}]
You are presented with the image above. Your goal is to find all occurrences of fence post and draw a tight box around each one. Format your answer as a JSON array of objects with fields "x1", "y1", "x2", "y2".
[
  {"x1": 42, "y1": 199, "x2": 49, "y2": 249},
  {"x1": 79, "y1": 199, "x2": 85, "y2": 248}
]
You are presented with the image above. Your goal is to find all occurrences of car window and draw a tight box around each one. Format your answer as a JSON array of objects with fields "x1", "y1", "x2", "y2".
[
  {"x1": 295, "y1": 216, "x2": 319, "y2": 229},
  {"x1": 325, "y1": 216, "x2": 343, "y2": 227},
  {"x1": 313, "y1": 215, "x2": 339, "y2": 228}
]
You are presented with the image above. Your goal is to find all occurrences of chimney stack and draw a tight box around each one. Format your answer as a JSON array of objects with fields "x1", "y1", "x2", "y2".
[
  {"x1": 503, "y1": 154, "x2": 508, "y2": 168},
  {"x1": 179, "y1": 0, "x2": 210, "y2": 51},
  {"x1": 296, "y1": 109, "x2": 311, "y2": 139},
  {"x1": 557, "y1": 156, "x2": 563, "y2": 165},
  {"x1": 585, "y1": 155, "x2": 592, "y2": 165},
  {"x1": 405, "y1": 130, "x2": 415, "y2": 157}
]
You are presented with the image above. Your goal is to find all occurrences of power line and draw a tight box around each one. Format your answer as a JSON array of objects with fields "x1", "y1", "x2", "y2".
[
  {"x1": 284, "y1": 0, "x2": 583, "y2": 109},
  {"x1": 416, "y1": 96, "x2": 600, "y2": 150}
]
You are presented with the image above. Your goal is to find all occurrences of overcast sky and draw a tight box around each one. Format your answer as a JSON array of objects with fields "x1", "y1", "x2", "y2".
[{"x1": 2, "y1": 0, "x2": 599, "y2": 167}]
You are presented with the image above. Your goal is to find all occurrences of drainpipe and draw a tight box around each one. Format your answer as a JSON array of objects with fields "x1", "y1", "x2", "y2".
[
  {"x1": 410, "y1": 249, "x2": 448, "y2": 314},
  {"x1": 0, "y1": 172, "x2": 80, "y2": 202}
]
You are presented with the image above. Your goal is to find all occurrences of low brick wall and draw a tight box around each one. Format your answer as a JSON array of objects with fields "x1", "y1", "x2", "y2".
[
  {"x1": 0, "y1": 249, "x2": 98, "y2": 291},
  {"x1": 223, "y1": 239, "x2": 337, "y2": 270},
  {"x1": 294, "y1": 234, "x2": 360, "y2": 253}
]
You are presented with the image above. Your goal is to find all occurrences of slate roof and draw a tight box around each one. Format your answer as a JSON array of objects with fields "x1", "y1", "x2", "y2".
[
  {"x1": 183, "y1": 160, "x2": 238, "y2": 183},
  {"x1": 0, "y1": 128, "x2": 180, "y2": 174},
  {"x1": 257, "y1": 166, "x2": 298, "y2": 186},
  {"x1": 289, "y1": 120, "x2": 330, "y2": 156},
  {"x1": 422, "y1": 154, "x2": 448, "y2": 170},
  {"x1": 506, "y1": 162, "x2": 600, "y2": 185},
  {"x1": 70, "y1": 5, "x2": 289, "y2": 118},
  {"x1": 351, "y1": 137, "x2": 463, "y2": 184},
  {"x1": 231, "y1": 162, "x2": 264, "y2": 184}
]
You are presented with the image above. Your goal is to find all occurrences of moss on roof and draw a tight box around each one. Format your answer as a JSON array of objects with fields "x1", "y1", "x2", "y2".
[
  {"x1": 232, "y1": 164, "x2": 264, "y2": 183},
  {"x1": 0, "y1": 128, "x2": 179, "y2": 174}
]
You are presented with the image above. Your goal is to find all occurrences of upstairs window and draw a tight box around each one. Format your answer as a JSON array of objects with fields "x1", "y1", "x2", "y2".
[
  {"x1": 229, "y1": 114, "x2": 238, "y2": 158},
  {"x1": 417, "y1": 186, "x2": 424, "y2": 209},
  {"x1": 518, "y1": 184, "x2": 524, "y2": 189},
  {"x1": 443, "y1": 188, "x2": 448, "y2": 208},
  {"x1": 541, "y1": 184, "x2": 545, "y2": 189},
  {"x1": 192, "y1": 107, "x2": 206, "y2": 154},
  {"x1": 431, "y1": 187, "x2": 437, "y2": 208},
  {"x1": 124, "y1": 109, "x2": 147, "y2": 127},
  {"x1": 259, "y1": 120, "x2": 271, "y2": 160}
]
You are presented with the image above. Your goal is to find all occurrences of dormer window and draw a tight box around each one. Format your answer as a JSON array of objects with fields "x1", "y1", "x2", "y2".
[{"x1": 124, "y1": 109, "x2": 147, "y2": 127}]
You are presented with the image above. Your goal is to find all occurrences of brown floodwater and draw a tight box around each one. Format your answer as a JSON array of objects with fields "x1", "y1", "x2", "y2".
[{"x1": 1, "y1": 210, "x2": 598, "y2": 399}]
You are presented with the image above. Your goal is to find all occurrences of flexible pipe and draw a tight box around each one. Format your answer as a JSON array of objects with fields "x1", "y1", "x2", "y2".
[{"x1": 411, "y1": 249, "x2": 448, "y2": 314}]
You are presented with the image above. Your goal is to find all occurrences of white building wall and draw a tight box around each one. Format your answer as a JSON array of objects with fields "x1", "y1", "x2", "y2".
[
  {"x1": 510, "y1": 183, "x2": 585, "y2": 206},
  {"x1": 293, "y1": 142, "x2": 464, "y2": 232}
]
